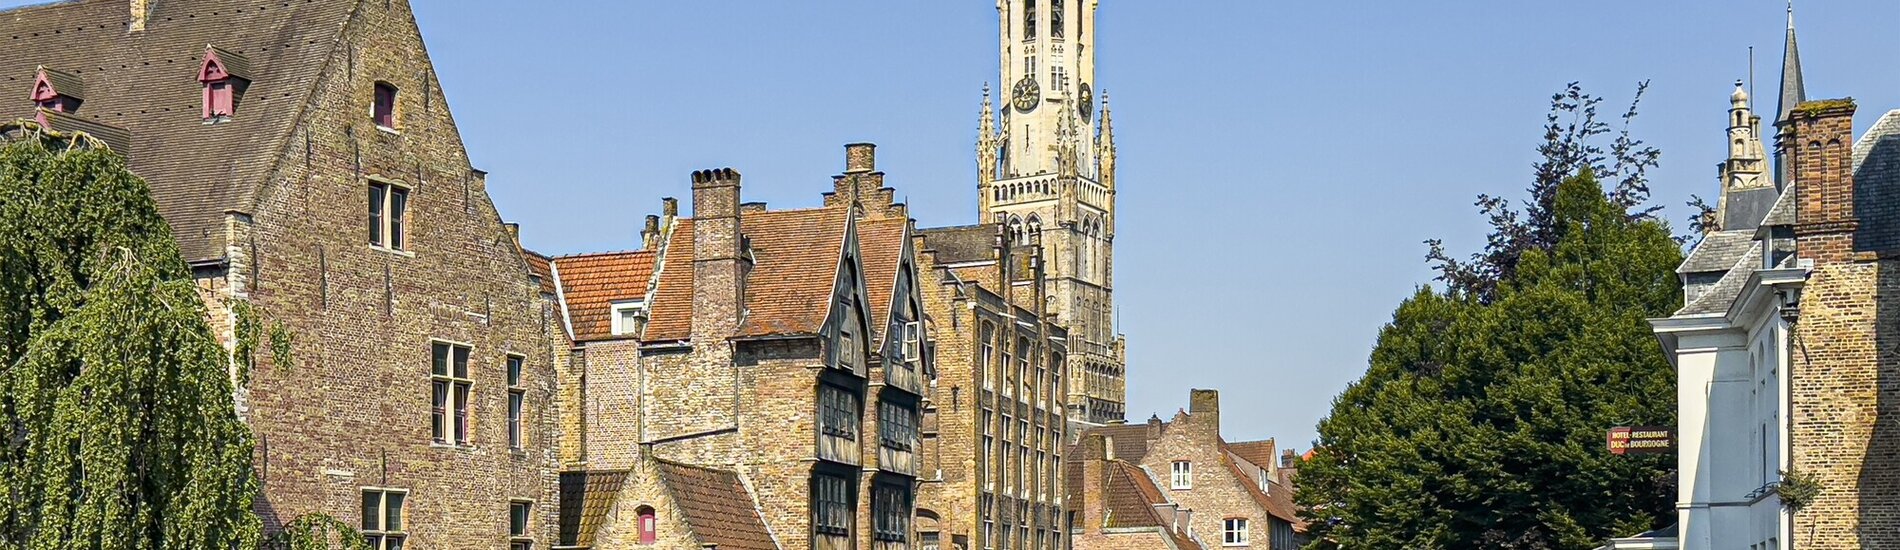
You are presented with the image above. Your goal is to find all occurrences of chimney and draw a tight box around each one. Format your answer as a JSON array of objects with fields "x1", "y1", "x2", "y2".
[
  {"x1": 1146, "y1": 414, "x2": 1163, "y2": 441},
  {"x1": 845, "y1": 142, "x2": 876, "y2": 173},
  {"x1": 662, "y1": 197, "x2": 679, "y2": 219},
  {"x1": 690, "y1": 168, "x2": 744, "y2": 341},
  {"x1": 740, "y1": 201, "x2": 769, "y2": 213},
  {"x1": 1280, "y1": 449, "x2": 1296, "y2": 469},
  {"x1": 1189, "y1": 389, "x2": 1220, "y2": 425},
  {"x1": 1784, "y1": 99, "x2": 1859, "y2": 263},
  {"x1": 129, "y1": 0, "x2": 151, "y2": 32},
  {"x1": 503, "y1": 223, "x2": 522, "y2": 250},
  {"x1": 1080, "y1": 434, "x2": 1109, "y2": 535},
  {"x1": 640, "y1": 215, "x2": 660, "y2": 250}
]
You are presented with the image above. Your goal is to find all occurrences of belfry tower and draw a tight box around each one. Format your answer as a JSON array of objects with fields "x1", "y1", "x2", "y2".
[{"x1": 977, "y1": 0, "x2": 1125, "y2": 426}]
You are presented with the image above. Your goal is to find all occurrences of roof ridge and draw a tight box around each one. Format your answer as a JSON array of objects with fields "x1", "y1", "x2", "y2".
[{"x1": 553, "y1": 249, "x2": 655, "y2": 260}]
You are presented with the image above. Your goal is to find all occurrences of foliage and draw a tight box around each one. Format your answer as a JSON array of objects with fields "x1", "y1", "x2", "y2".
[
  {"x1": 261, "y1": 515, "x2": 371, "y2": 550},
  {"x1": 1776, "y1": 468, "x2": 1822, "y2": 511},
  {"x1": 0, "y1": 127, "x2": 261, "y2": 548},
  {"x1": 1427, "y1": 82, "x2": 1663, "y2": 303},
  {"x1": 1299, "y1": 170, "x2": 1684, "y2": 549}
]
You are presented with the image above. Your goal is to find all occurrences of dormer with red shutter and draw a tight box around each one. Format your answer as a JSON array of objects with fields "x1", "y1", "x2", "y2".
[
  {"x1": 198, "y1": 45, "x2": 251, "y2": 122},
  {"x1": 29, "y1": 66, "x2": 82, "y2": 113}
]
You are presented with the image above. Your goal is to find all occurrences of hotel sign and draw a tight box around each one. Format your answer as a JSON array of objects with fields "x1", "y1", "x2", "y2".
[{"x1": 1607, "y1": 426, "x2": 1674, "y2": 455}]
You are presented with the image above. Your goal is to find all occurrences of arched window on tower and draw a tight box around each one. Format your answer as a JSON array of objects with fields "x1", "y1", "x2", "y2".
[
  {"x1": 1024, "y1": 0, "x2": 1038, "y2": 39},
  {"x1": 1008, "y1": 216, "x2": 1025, "y2": 247},
  {"x1": 1051, "y1": 0, "x2": 1065, "y2": 38},
  {"x1": 1026, "y1": 214, "x2": 1042, "y2": 245}
]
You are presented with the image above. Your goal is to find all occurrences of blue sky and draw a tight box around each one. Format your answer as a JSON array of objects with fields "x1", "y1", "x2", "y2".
[{"x1": 10, "y1": 0, "x2": 1900, "y2": 448}]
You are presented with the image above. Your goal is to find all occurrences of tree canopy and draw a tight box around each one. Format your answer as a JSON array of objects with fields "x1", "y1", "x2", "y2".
[
  {"x1": 1299, "y1": 165, "x2": 1683, "y2": 548},
  {"x1": 0, "y1": 128, "x2": 260, "y2": 549}
]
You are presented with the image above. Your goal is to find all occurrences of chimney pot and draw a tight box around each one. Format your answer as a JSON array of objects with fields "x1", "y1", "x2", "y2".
[
  {"x1": 662, "y1": 197, "x2": 679, "y2": 218},
  {"x1": 129, "y1": 0, "x2": 152, "y2": 32},
  {"x1": 641, "y1": 215, "x2": 660, "y2": 250}
]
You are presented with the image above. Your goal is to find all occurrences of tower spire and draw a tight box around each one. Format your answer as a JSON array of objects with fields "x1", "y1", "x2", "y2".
[
  {"x1": 1774, "y1": 0, "x2": 1806, "y2": 186},
  {"x1": 977, "y1": 83, "x2": 1001, "y2": 194},
  {"x1": 1096, "y1": 91, "x2": 1116, "y2": 189}
]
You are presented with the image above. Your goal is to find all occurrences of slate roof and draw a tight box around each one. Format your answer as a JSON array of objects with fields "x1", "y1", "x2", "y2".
[
  {"x1": 1851, "y1": 110, "x2": 1900, "y2": 252},
  {"x1": 550, "y1": 251, "x2": 655, "y2": 342},
  {"x1": 654, "y1": 460, "x2": 777, "y2": 550},
  {"x1": 1676, "y1": 242, "x2": 1763, "y2": 316},
  {"x1": 1679, "y1": 230, "x2": 1755, "y2": 274},
  {"x1": 644, "y1": 208, "x2": 853, "y2": 342},
  {"x1": 0, "y1": 0, "x2": 358, "y2": 263},
  {"x1": 918, "y1": 224, "x2": 1000, "y2": 264},
  {"x1": 557, "y1": 469, "x2": 629, "y2": 549}
]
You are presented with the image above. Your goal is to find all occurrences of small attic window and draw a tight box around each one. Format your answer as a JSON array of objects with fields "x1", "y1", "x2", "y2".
[
  {"x1": 372, "y1": 82, "x2": 398, "y2": 130},
  {"x1": 29, "y1": 67, "x2": 82, "y2": 113},
  {"x1": 198, "y1": 47, "x2": 250, "y2": 122}
]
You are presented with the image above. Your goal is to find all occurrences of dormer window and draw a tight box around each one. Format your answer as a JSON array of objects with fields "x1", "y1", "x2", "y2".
[
  {"x1": 29, "y1": 66, "x2": 82, "y2": 113},
  {"x1": 610, "y1": 300, "x2": 647, "y2": 336},
  {"x1": 198, "y1": 47, "x2": 250, "y2": 122},
  {"x1": 373, "y1": 82, "x2": 399, "y2": 130}
]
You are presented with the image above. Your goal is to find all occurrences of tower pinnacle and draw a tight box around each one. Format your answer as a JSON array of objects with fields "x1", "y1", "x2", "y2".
[{"x1": 1774, "y1": 0, "x2": 1806, "y2": 186}]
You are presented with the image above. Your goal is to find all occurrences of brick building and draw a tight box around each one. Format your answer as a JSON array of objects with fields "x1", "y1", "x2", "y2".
[
  {"x1": 0, "y1": 0, "x2": 565, "y2": 547},
  {"x1": 912, "y1": 221, "x2": 1070, "y2": 550},
  {"x1": 1645, "y1": 6, "x2": 1900, "y2": 548},
  {"x1": 545, "y1": 146, "x2": 930, "y2": 550},
  {"x1": 1067, "y1": 391, "x2": 1306, "y2": 550}
]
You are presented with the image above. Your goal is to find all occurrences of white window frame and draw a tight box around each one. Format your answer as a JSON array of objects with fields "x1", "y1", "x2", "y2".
[
  {"x1": 1171, "y1": 460, "x2": 1192, "y2": 490},
  {"x1": 1222, "y1": 517, "x2": 1249, "y2": 546},
  {"x1": 901, "y1": 320, "x2": 922, "y2": 363},
  {"x1": 361, "y1": 487, "x2": 408, "y2": 550},
  {"x1": 610, "y1": 300, "x2": 646, "y2": 336},
  {"x1": 368, "y1": 179, "x2": 410, "y2": 252}
]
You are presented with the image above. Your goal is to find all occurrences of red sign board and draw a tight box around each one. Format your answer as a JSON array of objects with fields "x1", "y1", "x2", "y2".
[{"x1": 1607, "y1": 426, "x2": 1674, "y2": 455}]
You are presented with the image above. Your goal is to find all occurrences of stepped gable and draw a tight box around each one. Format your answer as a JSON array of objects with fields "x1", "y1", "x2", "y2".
[{"x1": 0, "y1": 0, "x2": 356, "y2": 262}]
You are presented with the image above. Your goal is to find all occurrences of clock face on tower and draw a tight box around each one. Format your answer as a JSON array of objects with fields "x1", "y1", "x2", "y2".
[
  {"x1": 1078, "y1": 82, "x2": 1093, "y2": 121},
  {"x1": 1012, "y1": 76, "x2": 1041, "y2": 112}
]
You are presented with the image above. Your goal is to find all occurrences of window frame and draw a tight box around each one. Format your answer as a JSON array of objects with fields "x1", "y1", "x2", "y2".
[
  {"x1": 368, "y1": 179, "x2": 410, "y2": 252},
  {"x1": 818, "y1": 383, "x2": 860, "y2": 441},
  {"x1": 373, "y1": 81, "x2": 400, "y2": 131},
  {"x1": 812, "y1": 472, "x2": 855, "y2": 538},
  {"x1": 361, "y1": 487, "x2": 408, "y2": 550},
  {"x1": 510, "y1": 499, "x2": 535, "y2": 550},
  {"x1": 636, "y1": 505, "x2": 658, "y2": 545},
  {"x1": 880, "y1": 399, "x2": 919, "y2": 452},
  {"x1": 507, "y1": 354, "x2": 526, "y2": 451},
  {"x1": 1170, "y1": 460, "x2": 1192, "y2": 490},
  {"x1": 610, "y1": 300, "x2": 647, "y2": 336},
  {"x1": 872, "y1": 482, "x2": 912, "y2": 543},
  {"x1": 431, "y1": 341, "x2": 474, "y2": 447},
  {"x1": 1222, "y1": 517, "x2": 1250, "y2": 546}
]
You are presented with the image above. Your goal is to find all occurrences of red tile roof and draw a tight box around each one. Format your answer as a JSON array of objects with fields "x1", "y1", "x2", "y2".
[
  {"x1": 1220, "y1": 443, "x2": 1305, "y2": 530},
  {"x1": 550, "y1": 251, "x2": 655, "y2": 342},
  {"x1": 1227, "y1": 439, "x2": 1277, "y2": 470},
  {"x1": 644, "y1": 208, "x2": 854, "y2": 342},
  {"x1": 857, "y1": 217, "x2": 909, "y2": 341},
  {"x1": 1105, "y1": 461, "x2": 1201, "y2": 549},
  {"x1": 654, "y1": 460, "x2": 778, "y2": 550},
  {"x1": 557, "y1": 470, "x2": 629, "y2": 549}
]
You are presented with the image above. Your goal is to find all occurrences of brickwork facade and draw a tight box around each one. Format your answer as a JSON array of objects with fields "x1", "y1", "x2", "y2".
[{"x1": 1133, "y1": 391, "x2": 1303, "y2": 550}]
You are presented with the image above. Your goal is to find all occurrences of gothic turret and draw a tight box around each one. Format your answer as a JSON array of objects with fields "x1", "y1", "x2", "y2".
[{"x1": 1715, "y1": 81, "x2": 1775, "y2": 231}]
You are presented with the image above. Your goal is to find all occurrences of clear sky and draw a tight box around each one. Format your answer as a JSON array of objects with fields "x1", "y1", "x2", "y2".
[{"x1": 8, "y1": 0, "x2": 1898, "y2": 448}]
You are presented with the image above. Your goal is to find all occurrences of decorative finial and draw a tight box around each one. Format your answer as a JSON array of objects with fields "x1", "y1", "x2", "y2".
[{"x1": 1787, "y1": 0, "x2": 1795, "y2": 28}]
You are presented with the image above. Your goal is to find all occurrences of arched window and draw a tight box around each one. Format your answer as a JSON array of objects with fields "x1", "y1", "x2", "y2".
[
  {"x1": 1026, "y1": 214, "x2": 1042, "y2": 241},
  {"x1": 1008, "y1": 216, "x2": 1025, "y2": 246},
  {"x1": 637, "y1": 506, "x2": 657, "y2": 544},
  {"x1": 1051, "y1": 0, "x2": 1065, "y2": 38},
  {"x1": 1024, "y1": 0, "x2": 1038, "y2": 39}
]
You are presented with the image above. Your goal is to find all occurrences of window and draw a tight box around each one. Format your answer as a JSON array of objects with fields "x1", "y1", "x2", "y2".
[
  {"x1": 373, "y1": 81, "x2": 398, "y2": 129},
  {"x1": 901, "y1": 320, "x2": 922, "y2": 363},
  {"x1": 1023, "y1": 0, "x2": 1037, "y2": 39},
  {"x1": 1051, "y1": 0, "x2": 1064, "y2": 38},
  {"x1": 874, "y1": 483, "x2": 912, "y2": 542},
  {"x1": 1018, "y1": 337, "x2": 1033, "y2": 399},
  {"x1": 1002, "y1": 334, "x2": 1015, "y2": 397},
  {"x1": 881, "y1": 400, "x2": 918, "y2": 451},
  {"x1": 980, "y1": 322, "x2": 997, "y2": 390},
  {"x1": 369, "y1": 181, "x2": 408, "y2": 250},
  {"x1": 819, "y1": 384, "x2": 859, "y2": 441},
  {"x1": 1171, "y1": 460, "x2": 1192, "y2": 490},
  {"x1": 361, "y1": 488, "x2": 407, "y2": 550},
  {"x1": 507, "y1": 355, "x2": 526, "y2": 450},
  {"x1": 839, "y1": 324, "x2": 860, "y2": 371},
  {"x1": 637, "y1": 506, "x2": 657, "y2": 545},
  {"x1": 510, "y1": 500, "x2": 533, "y2": 550},
  {"x1": 1222, "y1": 518, "x2": 1249, "y2": 546},
  {"x1": 431, "y1": 342, "x2": 472, "y2": 446},
  {"x1": 611, "y1": 301, "x2": 646, "y2": 336},
  {"x1": 813, "y1": 473, "x2": 855, "y2": 537}
]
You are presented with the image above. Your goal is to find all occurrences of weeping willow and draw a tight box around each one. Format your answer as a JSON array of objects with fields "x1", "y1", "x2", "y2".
[{"x1": 0, "y1": 125, "x2": 261, "y2": 549}]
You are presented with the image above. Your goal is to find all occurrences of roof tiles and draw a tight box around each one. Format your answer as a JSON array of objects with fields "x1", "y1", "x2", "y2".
[
  {"x1": 551, "y1": 251, "x2": 655, "y2": 342},
  {"x1": 654, "y1": 460, "x2": 777, "y2": 550}
]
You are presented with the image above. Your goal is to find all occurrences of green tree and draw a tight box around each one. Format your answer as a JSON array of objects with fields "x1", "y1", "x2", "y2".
[
  {"x1": 0, "y1": 127, "x2": 260, "y2": 549},
  {"x1": 1298, "y1": 170, "x2": 1682, "y2": 549}
]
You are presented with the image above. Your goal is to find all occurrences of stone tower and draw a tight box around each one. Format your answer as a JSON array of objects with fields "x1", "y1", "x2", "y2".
[{"x1": 978, "y1": 0, "x2": 1126, "y2": 426}]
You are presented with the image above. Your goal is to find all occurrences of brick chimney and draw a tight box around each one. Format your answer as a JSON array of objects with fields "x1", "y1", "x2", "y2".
[
  {"x1": 1189, "y1": 389, "x2": 1220, "y2": 427},
  {"x1": 845, "y1": 142, "x2": 876, "y2": 173},
  {"x1": 1079, "y1": 434, "x2": 1109, "y2": 536},
  {"x1": 1146, "y1": 414, "x2": 1163, "y2": 442},
  {"x1": 1783, "y1": 99, "x2": 1860, "y2": 263},
  {"x1": 129, "y1": 0, "x2": 152, "y2": 32},
  {"x1": 690, "y1": 168, "x2": 744, "y2": 342},
  {"x1": 824, "y1": 143, "x2": 900, "y2": 217}
]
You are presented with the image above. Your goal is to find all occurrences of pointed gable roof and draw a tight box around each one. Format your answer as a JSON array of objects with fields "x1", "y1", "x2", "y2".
[
  {"x1": 653, "y1": 460, "x2": 779, "y2": 550},
  {"x1": 550, "y1": 250, "x2": 657, "y2": 342},
  {"x1": 643, "y1": 208, "x2": 854, "y2": 342},
  {"x1": 1776, "y1": 3, "x2": 1807, "y2": 126},
  {"x1": 0, "y1": 0, "x2": 358, "y2": 262}
]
